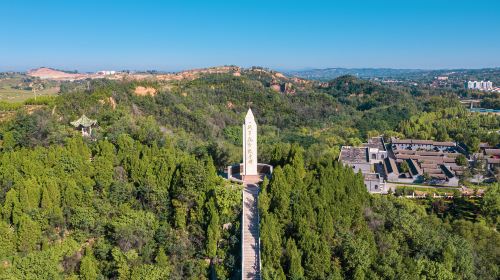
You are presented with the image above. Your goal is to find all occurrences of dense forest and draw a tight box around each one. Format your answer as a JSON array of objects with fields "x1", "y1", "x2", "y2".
[
  {"x1": 0, "y1": 70, "x2": 499, "y2": 279},
  {"x1": 0, "y1": 136, "x2": 242, "y2": 279},
  {"x1": 260, "y1": 146, "x2": 499, "y2": 279}
]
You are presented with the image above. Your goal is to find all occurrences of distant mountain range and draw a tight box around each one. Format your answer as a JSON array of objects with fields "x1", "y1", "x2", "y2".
[
  {"x1": 285, "y1": 67, "x2": 500, "y2": 81},
  {"x1": 285, "y1": 68, "x2": 426, "y2": 80},
  {"x1": 16, "y1": 66, "x2": 500, "y2": 85}
]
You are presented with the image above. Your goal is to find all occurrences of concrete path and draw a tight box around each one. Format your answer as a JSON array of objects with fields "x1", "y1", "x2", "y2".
[
  {"x1": 242, "y1": 184, "x2": 261, "y2": 280},
  {"x1": 386, "y1": 182, "x2": 462, "y2": 192}
]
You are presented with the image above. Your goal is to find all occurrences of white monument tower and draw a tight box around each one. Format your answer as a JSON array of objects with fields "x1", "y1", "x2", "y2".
[{"x1": 243, "y1": 108, "x2": 258, "y2": 176}]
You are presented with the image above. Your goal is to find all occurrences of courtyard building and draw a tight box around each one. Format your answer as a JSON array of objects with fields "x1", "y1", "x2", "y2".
[
  {"x1": 386, "y1": 138, "x2": 462, "y2": 186},
  {"x1": 339, "y1": 136, "x2": 388, "y2": 193}
]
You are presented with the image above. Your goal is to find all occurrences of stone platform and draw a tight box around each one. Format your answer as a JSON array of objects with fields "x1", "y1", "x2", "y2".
[{"x1": 226, "y1": 163, "x2": 273, "y2": 183}]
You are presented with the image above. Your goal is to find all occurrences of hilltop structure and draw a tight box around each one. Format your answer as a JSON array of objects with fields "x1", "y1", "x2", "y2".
[
  {"x1": 227, "y1": 109, "x2": 273, "y2": 183},
  {"x1": 70, "y1": 115, "x2": 97, "y2": 137},
  {"x1": 242, "y1": 109, "x2": 258, "y2": 179},
  {"x1": 225, "y1": 109, "x2": 273, "y2": 280}
]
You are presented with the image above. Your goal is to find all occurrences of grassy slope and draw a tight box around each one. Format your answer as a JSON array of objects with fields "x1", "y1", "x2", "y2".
[{"x1": 0, "y1": 76, "x2": 59, "y2": 103}]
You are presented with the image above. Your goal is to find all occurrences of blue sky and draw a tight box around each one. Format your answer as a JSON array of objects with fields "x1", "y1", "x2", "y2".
[{"x1": 1, "y1": 0, "x2": 499, "y2": 71}]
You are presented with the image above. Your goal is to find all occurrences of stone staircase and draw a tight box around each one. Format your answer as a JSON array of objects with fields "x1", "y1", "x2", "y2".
[{"x1": 242, "y1": 184, "x2": 261, "y2": 280}]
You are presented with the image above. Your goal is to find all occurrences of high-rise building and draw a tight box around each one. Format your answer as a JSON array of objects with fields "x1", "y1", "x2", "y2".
[{"x1": 466, "y1": 80, "x2": 493, "y2": 91}]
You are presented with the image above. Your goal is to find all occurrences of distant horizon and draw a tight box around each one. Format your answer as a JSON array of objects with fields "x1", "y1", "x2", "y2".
[
  {"x1": 3, "y1": 65, "x2": 500, "y2": 74},
  {"x1": 1, "y1": 0, "x2": 500, "y2": 71}
]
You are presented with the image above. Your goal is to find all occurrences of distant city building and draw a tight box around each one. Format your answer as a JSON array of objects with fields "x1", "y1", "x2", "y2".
[
  {"x1": 437, "y1": 76, "x2": 448, "y2": 81},
  {"x1": 466, "y1": 80, "x2": 493, "y2": 91},
  {"x1": 96, "y1": 70, "x2": 116, "y2": 75}
]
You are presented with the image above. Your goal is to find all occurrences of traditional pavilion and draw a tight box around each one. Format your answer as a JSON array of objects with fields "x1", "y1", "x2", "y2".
[{"x1": 71, "y1": 115, "x2": 97, "y2": 137}]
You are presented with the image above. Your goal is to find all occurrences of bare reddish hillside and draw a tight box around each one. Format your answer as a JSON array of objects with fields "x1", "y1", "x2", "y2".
[{"x1": 27, "y1": 67, "x2": 87, "y2": 80}]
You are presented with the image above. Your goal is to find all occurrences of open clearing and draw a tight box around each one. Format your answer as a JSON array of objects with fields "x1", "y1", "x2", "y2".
[
  {"x1": 0, "y1": 77, "x2": 59, "y2": 103},
  {"x1": 0, "y1": 87, "x2": 59, "y2": 103}
]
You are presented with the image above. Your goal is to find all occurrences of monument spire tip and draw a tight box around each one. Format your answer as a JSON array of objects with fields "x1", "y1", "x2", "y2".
[{"x1": 246, "y1": 108, "x2": 254, "y2": 118}]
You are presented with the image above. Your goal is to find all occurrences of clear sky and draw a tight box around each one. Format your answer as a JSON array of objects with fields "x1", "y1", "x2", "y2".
[{"x1": 1, "y1": 0, "x2": 499, "y2": 72}]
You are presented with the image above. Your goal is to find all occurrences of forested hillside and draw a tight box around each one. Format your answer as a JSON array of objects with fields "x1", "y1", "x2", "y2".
[
  {"x1": 0, "y1": 70, "x2": 499, "y2": 279},
  {"x1": 3, "y1": 71, "x2": 498, "y2": 164},
  {"x1": 0, "y1": 135, "x2": 242, "y2": 279},
  {"x1": 260, "y1": 147, "x2": 500, "y2": 280}
]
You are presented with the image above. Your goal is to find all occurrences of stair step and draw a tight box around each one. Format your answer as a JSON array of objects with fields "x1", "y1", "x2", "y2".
[{"x1": 242, "y1": 184, "x2": 261, "y2": 280}]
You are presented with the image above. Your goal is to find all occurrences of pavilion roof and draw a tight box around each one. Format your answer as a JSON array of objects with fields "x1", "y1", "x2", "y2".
[{"x1": 70, "y1": 115, "x2": 97, "y2": 128}]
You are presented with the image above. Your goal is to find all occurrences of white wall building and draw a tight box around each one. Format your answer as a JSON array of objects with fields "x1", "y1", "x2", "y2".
[
  {"x1": 467, "y1": 80, "x2": 493, "y2": 91},
  {"x1": 97, "y1": 70, "x2": 116, "y2": 75}
]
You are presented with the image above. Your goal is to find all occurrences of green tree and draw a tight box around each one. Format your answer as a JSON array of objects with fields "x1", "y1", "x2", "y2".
[
  {"x1": 112, "y1": 247, "x2": 130, "y2": 280},
  {"x1": 93, "y1": 140, "x2": 115, "y2": 193},
  {"x1": 112, "y1": 208, "x2": 159, "y2": 252},
  {"x1": 400, "y1": 160, "x2": 410, "y2": 173},
  {"x1": 299, "y1": 230, "x2": 332, "y2": 279},
  {"x1": 0, "y1": 221, "x2": 16, "y2": 259},
  {"x1": 79, "y1": 248, "x2": 99, "y2": 280},
  {"x1": 155, "y1": 247, "x2": 169, "y2": 267},
  {"x1": 423, "y1": 172, "x2": 432, "y2": 182},
  {"x1": 17, "y1": 215, "x2": 41, "y2": 253},
  {"x1": 2, "y1": 131, "x2": 16, "y2": 150},
  {"x1": 2, "y1": 188, "x2": 22, "y2": 225},
  {"x1": 455, "y1": 154, "x2": 468, "y2": 166},
  {"x1": 18, "y1": 178, "x2": 41, "y2": 213},
  {"x1": 130, "y1": 264, "x2": 169, "y2": 280},
  {"x1": 285, "y1": 238, "x2": 304, "y2": 280},
  {"x1": 261, "y1": 213, "x2": 284, "y2": 280},
  {"x1": 268, "y1": 167, "x2": 291, "y2": 223},
  {"x1": 206, "y1": 198, "x2": 220, "y2": 259},
  {"x1": 482, "y1": 184, "x2": 500, "y2": 228}
]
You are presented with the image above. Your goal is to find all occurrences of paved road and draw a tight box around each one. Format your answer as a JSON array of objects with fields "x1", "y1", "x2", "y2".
[
  {"x1": 386, "y1": 182, "x2": 462, "y2": 192},
  {"x1": 242, "y1": 184, "x2": 261, "y2": 280}
]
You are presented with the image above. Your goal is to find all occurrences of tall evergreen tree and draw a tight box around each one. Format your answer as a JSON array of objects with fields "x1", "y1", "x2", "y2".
[
  {"x1": 79, "y1": 248, "x2": 99, "y2": 280},
  {"x1": 285, "y1": 238, "x2": 304, "y2": 280},
  {"x1": 17, "y1": 215, "x2": 41, "y2": 253}
]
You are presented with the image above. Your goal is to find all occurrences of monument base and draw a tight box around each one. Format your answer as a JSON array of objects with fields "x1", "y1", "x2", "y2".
[
  {"x1": 242, "y1": 175, "x2": 262, "y2": 184},
  {"x1": 226, "y1": 163, "x2": 273, "y2": 184}
]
